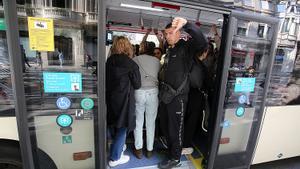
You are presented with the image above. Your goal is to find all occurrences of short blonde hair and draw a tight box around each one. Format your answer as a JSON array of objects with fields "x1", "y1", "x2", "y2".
[{"x1": 110, "y1": 36, "x2": 133, "y2": 58}]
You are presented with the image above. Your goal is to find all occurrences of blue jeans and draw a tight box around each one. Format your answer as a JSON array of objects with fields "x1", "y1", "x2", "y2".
[
  {"x1": 110, "y1": 127, "x2": 127, "y2": 161},
  {"x1": 134, "y1": 88, "x2": 159, "y2": 151}
]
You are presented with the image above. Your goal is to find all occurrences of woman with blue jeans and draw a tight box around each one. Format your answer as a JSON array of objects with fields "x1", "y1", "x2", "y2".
[
  {"x1": 133, "y1": 41, "x2": 160, "y2": 159},
  {"x1": 106, "y1": 36, "x2": 141, "y2": 167}
]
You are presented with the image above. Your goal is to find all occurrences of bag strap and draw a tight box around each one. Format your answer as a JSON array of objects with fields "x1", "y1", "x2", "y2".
[
  {"x1": 136, "y1": 56, "x2": 159, "y2": 84},
  {"x1": 161, "y1": 74, "x2": 189, "y2": 96}
]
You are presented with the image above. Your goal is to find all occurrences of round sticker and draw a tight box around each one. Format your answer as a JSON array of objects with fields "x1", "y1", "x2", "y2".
[
  {"x1": 81, "y1": 98, "x2": 94, "y2": 110},
  {"x1": 60, "y1": 126, "x2": 73, "y2": 135},
  {"x1": 56, "y1": 114, "x2": 73, "y2": 128},
  {"x1": 238, "y1": 95, "x2": 247, "y2": 104},
  {"x1": 235, "y1": 107, "x2": 245, "y2": 117},
  {"x1": 56, "y1": 97, "x2": 71, "y2": 110},
  {"x1": 223, "y1": 120, "x2": 231, "y2": 128}
]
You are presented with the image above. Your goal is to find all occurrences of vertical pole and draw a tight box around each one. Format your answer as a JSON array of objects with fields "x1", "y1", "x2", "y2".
[
  {"x1": 96, "y1": 0, "x2": 107, "y2": 168},
  {"x1": 3, "y1": 1, "x2": 35, "y2": 169}
]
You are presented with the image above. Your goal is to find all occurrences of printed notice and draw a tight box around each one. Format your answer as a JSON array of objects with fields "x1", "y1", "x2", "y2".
[
  {"x1": 234, "y1": 77, "x2": 256, "y2": 93},
  {"x1": 43, "y1": 72, "x2": 82, "y2": 93},
  {"x1": 28, "y1": 17, "x2": 54, "y2": 51}
]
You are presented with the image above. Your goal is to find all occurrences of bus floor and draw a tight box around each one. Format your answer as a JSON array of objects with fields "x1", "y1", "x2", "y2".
[{"x1": 107, "y1": 139, "x2": 205, "y2": 169}]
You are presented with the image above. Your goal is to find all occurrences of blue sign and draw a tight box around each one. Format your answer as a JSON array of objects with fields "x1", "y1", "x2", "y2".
[
  {"x1": 238, "y1": 94, "x2": 247, "y2": 104},
  {"x1": 56, "y1": 97, "x2": 71, "y2": 110},
  {"x1": 43, "y1": 72, "x2": 82, "y2": 93},
  {"x1": 56, "y1": 114, "x2": 73, "y2": 128},
  {"x1": 235, "y1": 107, "x2": 245, "y2": 117},
  {"x1": 223, "y1": 120, "x2": 231, "y2": 128},
  {"x1": 234, "y1": 77, "x2": 256, "y2": 93}
]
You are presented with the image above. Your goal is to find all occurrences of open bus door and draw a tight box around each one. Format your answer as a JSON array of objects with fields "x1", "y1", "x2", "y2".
[{"x1": 207, "y1": 10, "x2": 279, "y2": 169}]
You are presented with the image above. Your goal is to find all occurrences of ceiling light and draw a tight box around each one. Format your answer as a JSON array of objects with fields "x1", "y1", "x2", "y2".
[
  {"x1": 120, "y1": 3, "x2": 164, "y2": 12},
  {"x1": 217, "y1": 18, "x2": 224, "y2": 22}
]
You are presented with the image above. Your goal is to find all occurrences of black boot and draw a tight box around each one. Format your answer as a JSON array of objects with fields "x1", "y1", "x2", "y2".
[{"x1": 158, "y1": 159, "x2": 181, "y2": 169}]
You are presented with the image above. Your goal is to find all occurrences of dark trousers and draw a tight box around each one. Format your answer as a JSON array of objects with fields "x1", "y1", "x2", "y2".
[
  {"x1": 159, "y1": 94, "x2": 188, "y2": 160},
  {"x1": 184, "y1": 88, "x2": 205, "y2": 147}
]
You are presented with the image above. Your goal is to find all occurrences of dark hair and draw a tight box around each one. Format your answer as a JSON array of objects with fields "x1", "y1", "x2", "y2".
[
  {"x1": 135, "y1": 44, "x2": 140, "y2": 56},
  {"x1": 196, "y1": 41, "x2": 209, "y2": 57},
  {"x1": 143, "y1": 41, "x2": 155, "y2": 56},
  {"x1": 165, "y1": 23, "x2": 172, "y2": 29},
  {"x1": 154, "y1": 47, "x2": 163, "y2": 54}
]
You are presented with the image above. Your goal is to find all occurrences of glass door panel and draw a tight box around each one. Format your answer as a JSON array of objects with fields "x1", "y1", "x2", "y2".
[
  {"x1": 17, "y1": 3, "x2": 99, "y2": 169},
  {"x1": 210, "y1": 11, "x2": 279, "y2": 169}
]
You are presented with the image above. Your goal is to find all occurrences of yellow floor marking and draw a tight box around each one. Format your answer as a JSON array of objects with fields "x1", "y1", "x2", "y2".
[{"x1": 187, "y1": 154, "x2": 203, "y2": 169}]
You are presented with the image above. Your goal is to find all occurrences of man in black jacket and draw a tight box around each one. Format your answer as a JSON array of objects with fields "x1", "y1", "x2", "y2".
[{"x1": 158, "y1": 17, "x2": 207, "y2": 169}]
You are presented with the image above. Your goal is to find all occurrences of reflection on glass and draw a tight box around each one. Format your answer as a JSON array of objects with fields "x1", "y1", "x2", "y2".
[
  {"x1": 267, "y1": 47, "x2": 300, "y2": 106},
  {"x1": 0, "y1": 31, "x2": 14, "y2": 116}
]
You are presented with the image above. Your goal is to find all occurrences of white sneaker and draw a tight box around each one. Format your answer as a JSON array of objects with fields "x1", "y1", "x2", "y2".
[
  {"x1": 123, "y1": 144, "x2": 127, "y2": 152},
  {"x1": 109, "y1": 154, "x2": 130, "y2": 167},
  {"x1": 181, "y1": 147, "x2": 194, "y2": 155}
]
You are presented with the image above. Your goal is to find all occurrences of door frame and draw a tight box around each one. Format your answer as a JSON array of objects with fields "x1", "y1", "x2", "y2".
[
  {"x1": 207, "y1": 10, "x2": 279, "y2": 169},
  {"x1": 97, "y1": 0, "x2": 107, "y2": 168},
  {"x1": 3, "y1": 1, "x2": 35, "y2": 168},
  {"x1": 3, "y1": 0, "x2": 106, "y2": 169}
]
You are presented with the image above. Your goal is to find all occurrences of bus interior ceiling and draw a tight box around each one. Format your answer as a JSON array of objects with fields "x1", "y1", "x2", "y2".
[{"x1": 106, "y1": 0, "x2": 225, "y2": 37}]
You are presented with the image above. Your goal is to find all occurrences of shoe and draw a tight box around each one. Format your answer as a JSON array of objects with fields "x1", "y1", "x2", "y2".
[
  {"x1": 123, "y1": 144, "x2": 127, "y2": 151},
  {"x1": 133, "y1": 148, "x2": 143, "y2": 159},
  {"x1": 159, "y1": 137, "x2": 168, "y2": 149},
  {"x1": 121, "y1": 144, "x2": 127, "y2": 156},
  {"x1": 146, "y1": 150, "x2": 153, "y2": 158},
  {"x1": 158, "y1": 159, "x2": 181, "y2": 169},
  {"x1": 181, "y1": 147, "x2": 194, "y2": 155},
  {"x1": 108, "y1": 154, "x2": 130, "y2": 167}
]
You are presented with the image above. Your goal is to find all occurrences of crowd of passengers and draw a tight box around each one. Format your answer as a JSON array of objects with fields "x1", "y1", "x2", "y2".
[{"x1": 106, "y1": 17, "x2": 220, "y2": 169}]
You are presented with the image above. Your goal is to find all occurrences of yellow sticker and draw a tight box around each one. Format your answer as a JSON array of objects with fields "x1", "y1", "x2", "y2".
[{"x1": 28, "y1": 17, "x2": 54, "y2": 51}]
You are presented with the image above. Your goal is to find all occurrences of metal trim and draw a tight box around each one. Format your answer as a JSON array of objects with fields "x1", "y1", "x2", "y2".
[
  {"x1": 248, "y1": 18, "x2": 280, "y2": 167},
  {"x1": 3, "y1": 0, "x2": 35, "y2": 169},
  {"x1": 208, "y1": 14, "x2": 236, "y2": 169},
  {"x1": 96, "y1": 0, "x2": 107, "y2": 168},
  {"x1": 160, "y1": 0, "x2": 231, "y2": 15},
  {"x1": 231, "y1": 10, "x2": 278, "y2": 24}
]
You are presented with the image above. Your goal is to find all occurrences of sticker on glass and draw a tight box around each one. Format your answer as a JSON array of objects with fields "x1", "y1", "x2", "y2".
[
  {"x1": 28, "y1": 17, "x2": 54, "y2": 51},
  {"x1": 56, "y1": 97, "x2": 71, "y2": 110},
  {"x1": 81, "y1": 98, "x2": 94, "y2": 110},
  {"x1": 43, "y1": 72, "x2": 82, "y2": 93},
  {"x1": 56, "y1": 114, "x2": 73, "y2": 128},
  {"x1": 234, "y1": 77, "x2": 256, "y2": 93},
  {"x1": 238, "y1": 94, "x2": 247, "y2": 104},
  {"x1": 235, "y1": 107, "x2": 245, "y2": 117},
  {"x1": 75, "y1": 109, "x2": 93, "y2": 120}
]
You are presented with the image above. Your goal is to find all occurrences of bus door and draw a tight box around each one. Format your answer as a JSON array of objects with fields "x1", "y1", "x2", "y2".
[
  {"x1": 3, "y1": 0, "x2": 106, "y2": 169},
  {"x1": 208, "y1": 10, "x2": 279, "y2": 169}
]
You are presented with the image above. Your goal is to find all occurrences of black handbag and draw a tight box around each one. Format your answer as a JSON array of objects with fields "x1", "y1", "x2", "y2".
[{"x1": 159, "y1": 75, "x2": 189, "y2": 104}]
